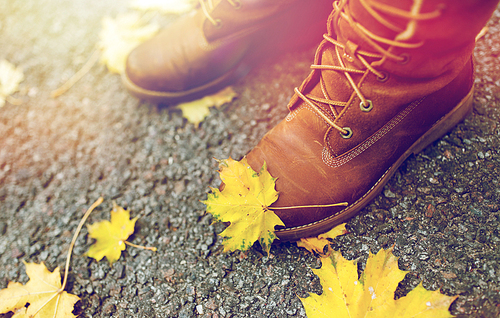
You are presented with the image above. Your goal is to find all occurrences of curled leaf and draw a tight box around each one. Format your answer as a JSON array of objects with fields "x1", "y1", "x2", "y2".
[
  {"x1": 178, "y1": 86, "x2": 237, "y2": 127},
  {"x1": 297, "y1": 223, "x2": 347, "y2": 256}
]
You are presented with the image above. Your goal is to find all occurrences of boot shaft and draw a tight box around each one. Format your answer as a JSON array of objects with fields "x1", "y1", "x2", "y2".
[
  {"x1": 289, "y1": 0, "x2": 499, "y2": 116},
  {"x1": 335, "y1": 0, "x2": 499, "y2": 78}
]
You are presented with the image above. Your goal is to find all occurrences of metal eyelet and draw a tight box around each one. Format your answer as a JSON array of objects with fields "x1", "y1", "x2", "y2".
[
  {"x1": 340, "y1": 127, "x2": 353, "y2": 139},
  {"x1": 360, "y1": 99, "x2": 373, "y2": 112},
  {"x1": 398, "y1": 53, "x2": 410, "y2": 65},
  {"x1": 214, "y1": 19, "x2": 222, "y2": 28},
  {"x1": 376, "y1": 71, "x2": 389, "y2": 82},
  {"x1": 342, "y1": 53, "x2": 354, "y2": 63},
  {"x1": 232, "y1": 0, "x2": 242, "y2": 9}
]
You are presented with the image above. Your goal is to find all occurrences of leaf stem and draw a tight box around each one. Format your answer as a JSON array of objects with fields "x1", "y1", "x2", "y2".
[
  {"x1": 5, "y1": 95, "x2": 23, "y2": 105},
  {"x1": 124, "y1": 240, "x2": 157, "y2": 252},
  {"x1": 61, "y1": 197, "x2": 103, "y2": 292},
  {"x1": 50, "y1": 49, "x2": 99, "y2": 98},
  {"x1": 269, "y1": 202, "x2": 348, "y2": 210}
]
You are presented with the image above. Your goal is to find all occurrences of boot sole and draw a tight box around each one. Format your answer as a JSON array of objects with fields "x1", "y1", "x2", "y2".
[
  {"x1": 276, "y1": 86, "x2": 474, "y2": 241},
  {"x1": 122, "y1": 64, "x2": 246, "y2": 105}
]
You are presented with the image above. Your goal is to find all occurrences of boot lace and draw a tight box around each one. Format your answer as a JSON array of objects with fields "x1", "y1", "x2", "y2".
[
  {"x1": 290, "y1": 0, "x2": 442, "y2": 138},
  {"x1": 200, "y1": 0, "x2": 242, "y2": 28}
]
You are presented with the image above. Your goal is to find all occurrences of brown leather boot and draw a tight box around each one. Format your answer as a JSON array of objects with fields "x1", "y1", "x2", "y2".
[
  {"x1": 123, "y1": 0, "x2": 333, "y2": 104},
  {"x1": 245, "y1": 0, "x2": 499, "y2": 241}
]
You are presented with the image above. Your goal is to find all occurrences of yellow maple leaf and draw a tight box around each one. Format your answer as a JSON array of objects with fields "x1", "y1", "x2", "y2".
[
  {"x1": 86, "y1": 201, "x2": 139, "y2": 264},
  {"x1": 297, "y1": 223, "x2": 347, "y2": 256},
  {"x1": 203, "y1": 157, "x2": 284, "y2": 254},
  {"x1": 98, "y1": 12, "x2": 159, "y2": 74},
  {"x1": 177, "y1": 87, "x2": 237, "y2": 127},
  {"x1": 129, "y1": 0, "x2": 197, "y2": 14},
  {"x1": 0, "y1": 262, "x2": 79, "y2": 318},
  {"x1": 0, "y1": 59, "x2": 24, "y2": 107},
  {"x1": 300, "y1": 248, "x2": 457, "y2": 318}
]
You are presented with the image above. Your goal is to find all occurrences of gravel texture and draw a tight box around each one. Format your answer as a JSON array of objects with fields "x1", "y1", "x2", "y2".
[{"x1": 1, "y1": 1, "x2": 500, "y2": 317}]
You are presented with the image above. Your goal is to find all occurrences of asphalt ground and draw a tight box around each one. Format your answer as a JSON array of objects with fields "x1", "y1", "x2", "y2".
[{"x1": 1, "y1": 1, "x2": 500, "y2": 317}]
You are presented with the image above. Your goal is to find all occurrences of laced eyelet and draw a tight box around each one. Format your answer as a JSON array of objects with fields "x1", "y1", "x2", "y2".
[
  {"x1": 342, "y1": 53, "x2": 354, "y2": 63},
  {"x1": 398, "y1": 53, "x2": 410, "y2": 65},
  {"x1": 376, "y1": 71, "x2": 389, "y2": 82},
  {"x1": 340, "y1": 127, "x2": 353, "y2": 139},
  {"x1": 359, "y1": 99, "x2": 373, "y2": 112},
  {"x1": 213, "y1": 18, "x2": 222, "y2": 28},
  {"x1": 231, "y1": 0, "x2": 242, "y2": 9}
]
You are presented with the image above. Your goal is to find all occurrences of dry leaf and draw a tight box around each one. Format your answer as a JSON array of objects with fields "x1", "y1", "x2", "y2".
[
  {"x1": 98, "y1": 12, "x2": 159, "y2": 74},
  {"x1": 0, "y1": 262, "x2": 79, "y2": 318},
  {"x1": 0, "y1": 59, "x2": 24, "y2": 107},
  {"x1": 86, "y1": 201, "x2": 139, "y2": 264},
  {"x1": 177, "y1": 86, "x2": 237, "y2": 127},
  {"x1": 300, "y1": 248, "x2": 457, "y2": 317},
  {"x1": 297, "y1": 223, "x2": 347, "y2": 256},
  {"x1": 203, "y1": 157, "x2": 284, "y2": 254},
  {"x1": 129, "y1": 0, "x2": 197, "y2": 14}
]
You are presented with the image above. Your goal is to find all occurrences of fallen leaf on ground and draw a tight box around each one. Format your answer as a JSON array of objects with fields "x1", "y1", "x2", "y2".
[
  {"x1": 297, "y1": 223, "x2": 347, "y2": 256},
  {"x1": 178, "y1": 87, "x2": 237, "y2": 127},
  {"x1": 130, "y1": 0, "x2": 197, "y2": 14},
  {"x1": 300, "y1": 248, "x2": 457, "y2": 317},
  {"x1": 203, "y1": 157, "x2": 284, "y2": 254},
  {"x1": 0, "y1": 262, "x2": 79, "y2": 318},
  {"x1": 0, "y1": 59, "x2": 24, "y2": 107},
  {"x1": 98, "y1": 12, "x2": 159, "y2": 74},
  {"x1": 86, "y1": 201, "x2": 139, "y2": 264}
]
